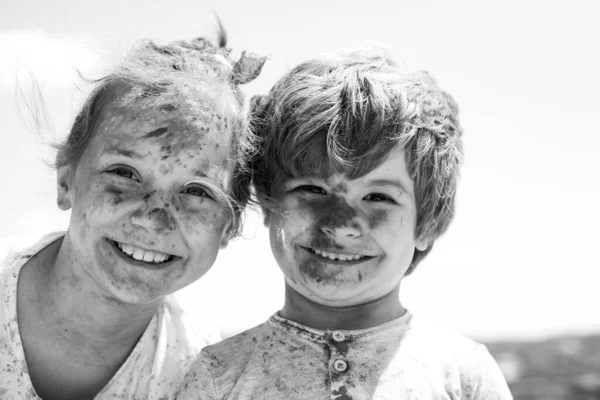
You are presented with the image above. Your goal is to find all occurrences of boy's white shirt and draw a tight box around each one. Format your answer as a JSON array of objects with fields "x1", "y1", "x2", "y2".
[
  {"x1": 178, "y1": 312, "x2": 513, "y2": 400},
  {"x1": 0, "y1": 232, "x2": 220, "y2": 400}
]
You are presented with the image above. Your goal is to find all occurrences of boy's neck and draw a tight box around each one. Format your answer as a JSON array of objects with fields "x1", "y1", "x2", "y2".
[{"x1": 279, "y1": 283, "x2": 406, "y2": 331}]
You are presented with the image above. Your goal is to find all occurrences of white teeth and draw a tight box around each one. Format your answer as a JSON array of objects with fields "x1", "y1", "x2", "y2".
[
  {"x1": 132, "y1": 248, "x2": 145, "y2": 261},
  {"x1": 114, "y1": 241, "x2": 171, "y2": 264},
  {"x1": 313, "y1": 249, "x2": 365, "y2": 261}
]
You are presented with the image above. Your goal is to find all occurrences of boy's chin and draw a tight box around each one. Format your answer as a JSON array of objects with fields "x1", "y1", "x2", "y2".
[
  {"x1": 286, "y1": 280, "x2": 369, "y2": 308},
  {"x1": 283, "y1": 280, "x2": 404, "y2": 330}
]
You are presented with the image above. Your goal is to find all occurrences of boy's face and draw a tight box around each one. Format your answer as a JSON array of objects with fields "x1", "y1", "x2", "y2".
[
  {"x1": 266, "y1": 145, "x2": 428, "y2": 307},
  {"x1": 59, "y1": 104, "x2": 233, "y2": 304}
]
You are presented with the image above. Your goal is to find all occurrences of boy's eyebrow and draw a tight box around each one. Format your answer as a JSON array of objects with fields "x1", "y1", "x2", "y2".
[{"x1": 368, "y1": 179, "x2": 411, "y2": 195}]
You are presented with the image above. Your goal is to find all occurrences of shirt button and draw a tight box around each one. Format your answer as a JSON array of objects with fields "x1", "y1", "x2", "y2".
[
  {"x1": 333, "y1": 359, "x2": 348, "y2": 372},
  {"x1": 332, "y1": 331, "x2": 346, "y2": 342}
]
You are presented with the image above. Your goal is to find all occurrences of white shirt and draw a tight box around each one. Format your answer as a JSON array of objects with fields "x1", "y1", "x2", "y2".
[
  {"x1": 0, "y1": 232, "x2": 220, "y2": 400},
  {"x1": 178, "y1": 312, "x2": 513, "y2": 400}
]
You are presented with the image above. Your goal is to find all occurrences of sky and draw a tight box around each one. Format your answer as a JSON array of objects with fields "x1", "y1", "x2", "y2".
[{"x1": 0, "y1": 0, "x2": 598, "y2": 341}]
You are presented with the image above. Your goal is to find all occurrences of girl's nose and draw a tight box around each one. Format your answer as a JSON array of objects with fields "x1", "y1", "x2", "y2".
[{"x1": 131, "y1": 207, "x2": 176, "y2": 233}]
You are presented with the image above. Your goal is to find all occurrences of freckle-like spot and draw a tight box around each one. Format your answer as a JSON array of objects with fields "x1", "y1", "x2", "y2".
[
  {"x1": 357, "y1": 271, "x2": 362, "y2": 282},
  {"x1": 159, "y1": 164, "x2": 169, "y2": 175},
  {"x1": 143, "y1": 192, "x2": 152, "y2": 201},
  {"x1": 160, "y1": 104, "x2": 176, "y2": 112},
  {"x1": 144, "y1": 126, "x2": 169, "y2": 139},
  {"x1": 332, "y1": 386, "x2": 353, "y2": 400},
  {"x1": 369, "y1": 209, "x2": 388, "y2": 230},
  {"x1": 332, "y1": 337, "x2": 349, "y2": 354},
  {"x1": 106, "y1": 187, "x2": 123, "y2": 204},
  {"x1": 148, "y1": 208, "x2": 170, "y2": 230},
  {"x1": 312, "y1": 195, "x2": 359, "y2": 232},
  {"x1": 275, "y1": 377, "x2": 288, "y2": 392}
]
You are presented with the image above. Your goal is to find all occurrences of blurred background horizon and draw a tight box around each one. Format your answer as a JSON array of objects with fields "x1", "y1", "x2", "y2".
[{"x1": 1, "y1": 0, "x2": 599, "y2": 350}]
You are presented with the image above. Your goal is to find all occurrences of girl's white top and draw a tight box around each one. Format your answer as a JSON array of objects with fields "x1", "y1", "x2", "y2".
[{"x1": 0, "y1": 232, "x2": 220, "y2": 400}]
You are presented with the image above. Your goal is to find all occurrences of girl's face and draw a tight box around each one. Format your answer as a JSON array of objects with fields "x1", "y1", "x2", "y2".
[{"x1": 59, "y1": 104, "x2": 234, "y2": 304}]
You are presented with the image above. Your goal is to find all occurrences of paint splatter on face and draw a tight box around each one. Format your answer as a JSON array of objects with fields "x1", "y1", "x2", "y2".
[
  {"x1": 267, "y1": 146, "x2": 428, "y2": 307},
  {"x1": 62, "y1": 104, "x2": 234, "y2": 304}
]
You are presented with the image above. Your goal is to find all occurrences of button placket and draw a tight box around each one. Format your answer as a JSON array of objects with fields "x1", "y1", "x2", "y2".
[{"x1": 328, "y1": 332, "x2": 352, "y2": 400}]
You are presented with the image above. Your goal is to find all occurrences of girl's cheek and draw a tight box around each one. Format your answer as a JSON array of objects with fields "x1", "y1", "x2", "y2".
[{"x1": 178, "y1": 202, "x2": 232, "y2": 234}]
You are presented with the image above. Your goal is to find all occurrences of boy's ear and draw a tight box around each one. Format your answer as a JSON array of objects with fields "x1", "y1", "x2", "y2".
[
  {"x1": 415, "y1": 235, "x2": 430, "y2": 252},
  {"x1": 56, "y1": 166, "x2": 73, "y2": 211}
]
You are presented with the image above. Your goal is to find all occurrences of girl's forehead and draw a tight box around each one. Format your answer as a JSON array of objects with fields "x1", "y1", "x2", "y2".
[
  {"x1": 99, "y1": 105, "x2": 228, "y2": 138},
  {"x1": 87, "y1": 105, "x2": 232, "y2": 169}
]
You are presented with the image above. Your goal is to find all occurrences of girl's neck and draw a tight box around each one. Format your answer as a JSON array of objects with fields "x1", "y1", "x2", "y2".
[
  {"x1": 279, "y1": 283, "x2": 406, "y2": 331},
  {"x1": 19, "y1": 237, "x2": 158, "y2": 361}
]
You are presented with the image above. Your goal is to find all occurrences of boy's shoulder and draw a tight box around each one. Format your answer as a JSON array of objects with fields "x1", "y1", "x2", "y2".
[
  {"x1": 195, "y1": 319, "x2": 271, "y2": 373},
  {"x1": 404, "y1": 313, "x2": 485, "y2": 350},
  {"x1": 178, "y1": 319, "x2": 272, "y2": 398},
  {"x1": 398, "y1": 313, "x2": 493, "y2": 368}
]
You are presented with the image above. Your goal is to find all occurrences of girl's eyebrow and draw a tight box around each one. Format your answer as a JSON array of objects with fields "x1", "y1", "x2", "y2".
[
  {"x1": 105, "y1": 147, "x2": 144, "y2": 159},
  {"x1": 191, "y1": 170, "x2": 209, "y2": 178}
]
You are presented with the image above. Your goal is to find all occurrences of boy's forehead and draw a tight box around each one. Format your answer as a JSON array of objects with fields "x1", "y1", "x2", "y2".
[{"x1": 273, "y1": 143, "x2": 408, "y2": 183}]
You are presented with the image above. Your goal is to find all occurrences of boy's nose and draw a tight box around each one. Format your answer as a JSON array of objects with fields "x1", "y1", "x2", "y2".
[
  {"x1": 321, "y1": 224, "x2": 362, "y2": 238},
  {"x1": 131, "y1": 207, "x2": 176, "y2": 233}
]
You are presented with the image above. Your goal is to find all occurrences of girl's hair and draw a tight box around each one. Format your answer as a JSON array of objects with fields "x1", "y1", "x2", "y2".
[
  {"x1": 250, "y1": 44, "x2": 463, "y2": 274},
  {"x1": 55, "y1": 26, "x2": 265, "y2": 239}
]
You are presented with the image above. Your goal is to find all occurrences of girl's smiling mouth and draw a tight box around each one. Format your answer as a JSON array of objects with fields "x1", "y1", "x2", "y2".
[{"x1": 107, "y1": 239, "x2": 180, "y2": 266}]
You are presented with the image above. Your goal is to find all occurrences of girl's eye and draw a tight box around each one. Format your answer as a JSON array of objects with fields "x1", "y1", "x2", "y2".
[
  {"x1": 364, "y1": 193, "x2": 395, "y2": 203},
  {"x1": 182, "y1": 185, "x2": 215, "y2": 200},
  {"x1": 295, "y1": 185, "x2": 327, "y2": 195},
  {"x1": 108, "y1": 166, "x2": 139, "y2": 181}
]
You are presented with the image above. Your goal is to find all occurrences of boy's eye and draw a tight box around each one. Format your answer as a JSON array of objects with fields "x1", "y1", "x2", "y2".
[
  {"x1": 295, "y1": 185, "x2": 327, "y2": 195},
  {"x1": 364, "y1": 193, "x2": 395, "y2": 203},
  {"x1": 108, "y1": 166, "x2": 139, "y2": 182},
  {"x1": 181, "y1": 184, "x2": 215, "y2": 200}
]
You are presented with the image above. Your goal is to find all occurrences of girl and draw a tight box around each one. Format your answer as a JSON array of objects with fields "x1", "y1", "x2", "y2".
[{"x1": 0, "y1": 29, "x2": 264, "y2": 399}]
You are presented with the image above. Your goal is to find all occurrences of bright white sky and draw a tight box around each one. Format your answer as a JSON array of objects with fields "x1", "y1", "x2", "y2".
[{"x1": 1, "y1": 0, "x2": 598, "y2": 341}]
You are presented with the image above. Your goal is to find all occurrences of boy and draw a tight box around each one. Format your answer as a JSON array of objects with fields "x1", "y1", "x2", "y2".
[{"x1": 178, "y1": 45, "x2": 512, "y2": 399}]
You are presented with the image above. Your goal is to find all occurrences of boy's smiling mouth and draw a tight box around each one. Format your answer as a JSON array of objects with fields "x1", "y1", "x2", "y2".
[
  {"x1": 301, "y1": 246, "x2": 374, "y2": 264},
  {"x1": 107, "y1": 239, "x2": 179, "y2": 265}
]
